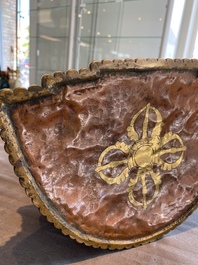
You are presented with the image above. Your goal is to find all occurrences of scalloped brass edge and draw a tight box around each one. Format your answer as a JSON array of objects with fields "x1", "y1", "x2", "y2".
[
  {"x1": 0, "y1": 59, "x2": 198, "y2": 249},
  {"x1": 0, "y1": 58, "x2": 198, "y2": 105},
  {"x1": 0, "y1": 87, "x2": 51, "y2": 105},
  {"x1": 34, "y1": 58, "x2": 198, "y2": 89}
]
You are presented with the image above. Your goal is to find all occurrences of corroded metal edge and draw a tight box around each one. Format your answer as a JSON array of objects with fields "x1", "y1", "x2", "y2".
[
  {"x1": 42, "y1": 58, "x2": 198, "y2": 89},
  {"x1": 0, "y1": 58, "x2": 198, "y2": 104},
  {"x1": 0, "y1": 58, "x2": 198, "y2": 249}
]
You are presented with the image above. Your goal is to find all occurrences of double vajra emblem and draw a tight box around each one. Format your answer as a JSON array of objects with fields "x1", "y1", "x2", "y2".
[{"x1": 95, "y1": 104, "x2": 186, "y2": 209}]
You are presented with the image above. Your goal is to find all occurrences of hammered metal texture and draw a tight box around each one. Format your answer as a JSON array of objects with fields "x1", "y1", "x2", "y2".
[{"x1": 0, "y1": 59, "x2": 197, "y2": 249}]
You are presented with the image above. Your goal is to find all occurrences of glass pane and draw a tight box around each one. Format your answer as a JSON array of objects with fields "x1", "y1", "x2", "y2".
[
  {"x1": 38, "y1": 8, "x2": 70, "y2": 37},
  {"x1": 78, "y1": 0, "x2": 168, "y2": 69},
  {"x1": 30, "y1": 1, "x2": 71, "y2": 84},
  {"x1": 36, "y1": 37, "x2": 68, "y2": 82},
  {"x1": 79, "y1": 37, "x2": 161, "y2": 68},
  {"x1": 37, "y1": 0, "x2": 71, "y2": 9},
  {"x1": 120, "y1": 0, "x2": 166, "y2": 37},
  {"x1": 28, "y1": 0, "x2": 168, "y2": 83}
]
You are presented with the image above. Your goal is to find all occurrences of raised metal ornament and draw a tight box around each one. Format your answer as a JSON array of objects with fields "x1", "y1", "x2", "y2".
[{"x1": 96, "y1": 103, "x2": 186, "y2": 209}]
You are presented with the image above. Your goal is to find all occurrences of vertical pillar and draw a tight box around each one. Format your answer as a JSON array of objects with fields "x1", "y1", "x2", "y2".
[{"x1": 67, "y1": 0, "x2": 77, "y2": 70}]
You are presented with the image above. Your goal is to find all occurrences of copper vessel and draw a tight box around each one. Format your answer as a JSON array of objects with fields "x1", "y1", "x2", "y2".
[{"x1": 0, "y1": 59, "x2": 197, "y2": 249}]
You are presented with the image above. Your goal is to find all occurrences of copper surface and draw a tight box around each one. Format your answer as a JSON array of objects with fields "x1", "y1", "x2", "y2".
[{"x1": 0, "y1": 59, "x2": 197, "y2": 249}]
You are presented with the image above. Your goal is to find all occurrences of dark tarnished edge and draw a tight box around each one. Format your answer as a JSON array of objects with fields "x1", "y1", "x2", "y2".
[
  {"x1": 0, "y1": 58, "x2": 198, "y2": 250},
  {"x1": 0, "y1": 58, "x2": 198, "y2": 104},
  {"x1": 42, "y1": 58, "x2": 198, "y2": 89}
]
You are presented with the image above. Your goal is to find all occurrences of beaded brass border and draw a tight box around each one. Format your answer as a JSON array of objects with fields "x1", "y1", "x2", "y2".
[{"x1": 0, "y1": 58, "x2": 198, "y2": 250}]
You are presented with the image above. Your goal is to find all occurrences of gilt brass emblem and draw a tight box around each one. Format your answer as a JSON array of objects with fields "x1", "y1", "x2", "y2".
[{"x1": 95, "y1": 104, "x2": 186, "y2": 209}]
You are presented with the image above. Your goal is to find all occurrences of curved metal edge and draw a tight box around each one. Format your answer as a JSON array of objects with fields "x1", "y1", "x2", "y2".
[
  {"x1": 0, "y1": 58, "x2": 198, "y2": 105},
  {"x1": 0, "y1": 100, "x2": 197, "y2": 250},
  {"x1": 42, "y1": 58, "x2": 198, "y2": 89}
]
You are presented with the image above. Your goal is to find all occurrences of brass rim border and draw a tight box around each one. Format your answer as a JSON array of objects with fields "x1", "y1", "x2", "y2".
[
  {"x1": 0, "y1": 58, "x2": 198, "y2": 104},
  {"x1": 0, "y1": 58, "x2": 198, "y2": 250}
]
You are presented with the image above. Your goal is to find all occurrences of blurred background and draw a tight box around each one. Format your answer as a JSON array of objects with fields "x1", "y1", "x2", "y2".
[{"x1": 0, "y1": 0, "x2": 198, "y2": 88}]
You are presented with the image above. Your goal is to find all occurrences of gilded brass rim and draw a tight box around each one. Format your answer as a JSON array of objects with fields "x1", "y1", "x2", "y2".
[{"x1": 0, "y1": 58, "x2": 198, "y2": 250}]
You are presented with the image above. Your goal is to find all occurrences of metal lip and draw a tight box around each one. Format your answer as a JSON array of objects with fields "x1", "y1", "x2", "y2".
[{"x1": 0, "y1": 58, "x2": 198, "y2": 104}]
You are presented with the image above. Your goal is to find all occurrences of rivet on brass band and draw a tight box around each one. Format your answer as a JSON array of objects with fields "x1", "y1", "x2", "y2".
[{"x1": 95, "y1": 104, "x2": 186, "y2": 209}]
